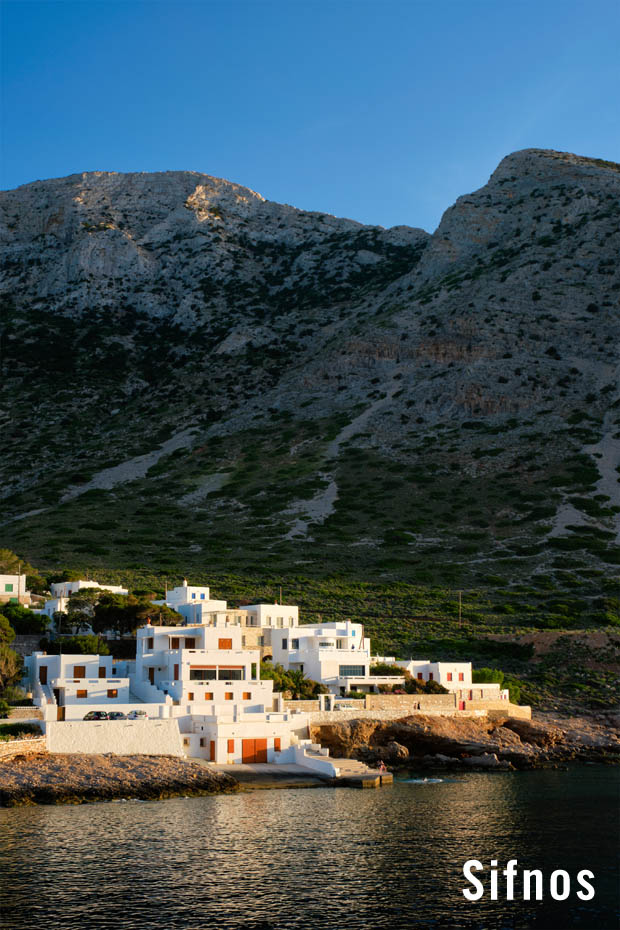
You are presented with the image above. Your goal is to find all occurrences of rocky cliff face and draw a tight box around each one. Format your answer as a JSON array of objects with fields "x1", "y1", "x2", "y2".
[{"x1": 1, "y1": 150, "x2": 618, "y2": 609}]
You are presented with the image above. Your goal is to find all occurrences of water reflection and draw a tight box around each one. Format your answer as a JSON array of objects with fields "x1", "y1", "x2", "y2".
[{"x1": 0, "y1": 768, "x2": 617, "y2": 930}]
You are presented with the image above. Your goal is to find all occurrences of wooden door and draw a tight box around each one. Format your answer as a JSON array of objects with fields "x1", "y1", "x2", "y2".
[
  {"x1": 173, "y1": 664, "x2": 179, "y2": 681},
  {"x1": 39, "y1": 665, "x2": 47, "y2": 685},
  {"x1": 209, "y1": 740, "x2": 215, "y2": 761},
  {"x1": 98, "y1": 667, "x2": 106, "y2": 678},
  {"x1": 57, "y1": 706, "x2": 65, "y2": 721},
  {"x1": 148, "y1": 667, "x2": 155, "y2": 685},
  {"x1": 242, "y1": 739, "x2": 256, "y2": 762},
  {"x1": 274, "y1": 738, "x2": 281, "y2": 752},
  {"x1": 255, "y1": 739, "x2": 268, "y2": 762},
  {"x1": 73, "y1": 665, "x2": 86, "y2": 679}
]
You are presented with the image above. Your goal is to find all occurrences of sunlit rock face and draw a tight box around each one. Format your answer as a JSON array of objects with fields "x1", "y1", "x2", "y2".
[{"x1": 1, "y1": 150, "x2": 618, "y2": 581}]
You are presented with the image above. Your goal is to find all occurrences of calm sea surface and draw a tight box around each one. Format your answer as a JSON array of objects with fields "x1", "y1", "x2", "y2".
[{"x1": 0, "y1": 766, "x2": 618, "y2": 930}]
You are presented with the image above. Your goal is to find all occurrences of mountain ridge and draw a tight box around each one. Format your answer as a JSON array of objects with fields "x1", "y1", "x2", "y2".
[{"x1": 1, "y1": 148, "x2": 618, "y2": 629}]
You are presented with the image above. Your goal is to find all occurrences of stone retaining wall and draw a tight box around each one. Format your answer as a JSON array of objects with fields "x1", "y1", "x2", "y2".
[
  {"x1": 364, "y1": 693, "x2": 456, "y2": 711},
  {"x1": 8, "y1": 706, "x2": 43, "y2": 720},
  {"x1": 0, "y1": 737, "x2": 47, "y2": 760}
]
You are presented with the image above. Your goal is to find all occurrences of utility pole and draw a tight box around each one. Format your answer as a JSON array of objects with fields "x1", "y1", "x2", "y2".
[
  {"x1": 458, "y1": 590, "x2": 462, "y2": 628},
  {"x1": 279, "y1": 586, "x2": 282, "y2": 605}
]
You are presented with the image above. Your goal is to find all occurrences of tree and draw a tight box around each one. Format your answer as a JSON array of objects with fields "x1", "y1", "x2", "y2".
[
  {"x1": 0, "y1": 614, "x2": 16, "y2": 646},
  {"x1": 370, "y1": 662, "x2": 408, "y2": 677},
  {"x1": 92, "y1": 594, "x2": 183, "y2": 637},
  {"x1": 0, "y1": 603, "x2": 48, "y2": 636},
  {"x1": 40, "y1": 634, "x2": 110, "y2": 656},
  {"x1": 0, "y1": 549, "x2": 34, "y2": 575},
  {"x1": 0, "y1": 644, "x2": 21, "y2": 693}
]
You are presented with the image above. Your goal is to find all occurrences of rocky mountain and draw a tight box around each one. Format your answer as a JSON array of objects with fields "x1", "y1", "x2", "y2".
[{"x1": 1, "y1": 149, "x2": 619, "y2": 623}]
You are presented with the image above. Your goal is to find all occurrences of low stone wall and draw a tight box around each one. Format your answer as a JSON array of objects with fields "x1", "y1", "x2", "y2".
[
  {"x1": 481, "y1": 703, "x2": 532, "y2": 720},
  {"x1": 0, "y1": 737, "x2": 47, "y2": 760},
  {"x1": 8, "y1": 706, "x2": 43, "y2": 720},
  {"x1": 364, "y1": 693, "x2": 456, "y2": 711},
  {"x1": 284, "y1": 700, "x2": 321, "y2": 713},
  {"x1": 11, "y1": 635, "x2": 41, "y2": 658},
  {"x1": 46, "y1": 719, "x2": 184, "y2": 756},
  {"x1": 306, "y1": 708, "x2": 486, "y2": 727}
]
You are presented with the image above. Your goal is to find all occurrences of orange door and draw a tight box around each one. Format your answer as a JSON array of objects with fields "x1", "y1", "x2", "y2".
[
  {"x1": 210, "y1": 740, "x2": 215, "y2": 761},
  {"x1": 274, "y1": 738, "x2": 281, "y2": 752},
  {"x1": 242, "y1": 739, "x2": 256, "y2": 762},
  {"x1": 255, "y1": 739, "x2": 268, "y2": 763}
]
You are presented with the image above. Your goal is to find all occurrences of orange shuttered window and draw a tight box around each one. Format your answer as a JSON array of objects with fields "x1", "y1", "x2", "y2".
[
  {"x1": 224, "y1": 692, "x2": 233, "y2": 701},
  {"x1": 227, "y1": 739, "x2": 235, "y2": 753},
  {"x1": 188, "y1": 692, "x2": 194, "y2": 701},
  {"x1": 274, "y1": 738, "x2": 281, "y2": 752},
  {"x1": 242, "y1": 692, "x2": 251, "y2": 700},
  {"x1": 218, "y1": 638, "x2": 233, "y2": 650},
  {"x1": 205, "y1": 692, "x2": 213, "y2": 700},
  {"x1": 76, "y1": 690, "x2": 87, "y2": 699},
  {"x1": 73, "y1": 666, "x2": 86, "y2": 679},
  {"x1": 107, "y1": 689, "x2": 118, "y2": 698}
]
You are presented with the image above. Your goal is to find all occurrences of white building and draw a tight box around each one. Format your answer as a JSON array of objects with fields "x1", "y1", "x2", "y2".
[
  {"x1": 372, "y1": 658, "x2": 473, "y2": 691},
  {"x1": 0, "y1": 573, "x2": 30, "y2": 605},
  {"x1": 24, "y1": 652, "x2": 131, "y2": 717},
  {"x1": 42, "y1": 579, "x2": 129, "y2": 620},
  {"x1": 24, "y1": 619, "x2": 301, "y2": 763},
  {"x1": 154, "y1": 579, "x2": 226, "y2": 613}
]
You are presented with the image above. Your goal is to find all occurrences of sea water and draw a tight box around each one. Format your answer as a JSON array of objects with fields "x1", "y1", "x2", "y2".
[{"x1": 0, "y1": 766, "x2": 618, "y2": 930}]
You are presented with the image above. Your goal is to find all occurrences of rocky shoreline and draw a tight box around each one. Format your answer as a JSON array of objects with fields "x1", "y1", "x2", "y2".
[
  {"x1": 310, "y1": 711, "x2": 620, "y2": 772},
  {"x1": 0, "y1": 752, "x2": 238, "y2": 807}
]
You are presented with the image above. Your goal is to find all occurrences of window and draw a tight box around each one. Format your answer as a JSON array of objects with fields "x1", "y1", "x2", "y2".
[
  {"x1": 218, "y1": 638, "x2": 232, "y2": 650},
  {"x1": 183, "y1": 738, "x2": 189, "y2": 746},
  {"x1": 200, "y1": 737, "x2": 206, "y2": 747},
  {"x1": 204, "y1": 692, "x2": 213, "y2": 700},
  {"x1": 224, "y1": 692, "x2": 233, "y2": 701},
  {"x1": 417, "y1": 673, "x2": 424, "y2": 680},
  {"x1": 170, "y1": 637, "x2": 180, "y2": 649},
  {"x1": 107, "y1": 689, "x2": 118, "y2": 699},
  {"x1": 4, "y1": 583, "x2": 13, "y2": 592},
  {"x1": 73, "y1": 665, "x2": 86, "y2": 678},
  {"x1": 458, "y1": 672, "x2": 464, "y2": 682},
  {"x1": 242, "y1": 692, "x2": 251, "y2": 700},
  {"x1": 291, "y1": 638, "x2": 299, "y2": 649},
  {"x1": 76, "y1": 690, "x2": 87, "y2": 699},
  {"x1": 227, "y1": 739, "x2": 235, "y2": 753},
  {"x1": 188, "y1": 692, "x2": 194, "y2": 701},
  {"x1": 200, "y1": 593, "x2": 205, "y2": 600},
  {"x1": 251, "y1": 663, "x2": 257, "y2": 679},
  {"x1": 218, "y1": 668, "x2": 243, "y2": 680},
  {"x1": 190, "y1": 668, "x2": 216, "y2": 680},
  {"x1": 185, "y1": 638, "x2": 195, "y2": 649},
  {"x1": 446, "y1": 673, "x2": 453, "y2": 682},
  {"x1": 282, "y1": 638, "x2": 288, "y2": 650},
  {"x1": 351, "y1": 630, "x2": 356, "y2": 636},
  {"x1": 429, "y1": 672, "x2": 434, "y2": 681},
  {"x1": 192, "y1": 593, "x2": 196, "y2": 599},
  {"x1": 338, "y1": 665, "x2": 365, "y2": 677},
  {"x1": 147, "y1": 637, "x2": 154, "y2": 650}
]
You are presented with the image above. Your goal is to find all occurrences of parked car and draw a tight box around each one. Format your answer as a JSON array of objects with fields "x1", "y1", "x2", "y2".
[
  {"x1": 83, "y1": 711, "x2": 110, "y2": 721},
  {"x1": 127, "y1": 710, "x2": 148, "y2": 720},
  {"x1": 107, "y1": 712, "x2": 127, "y2": 720}
]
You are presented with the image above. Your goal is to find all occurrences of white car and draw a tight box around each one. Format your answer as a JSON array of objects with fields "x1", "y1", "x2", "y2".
[{"x1": 127, "y1": 710, "x2": 148, "y2": 720}]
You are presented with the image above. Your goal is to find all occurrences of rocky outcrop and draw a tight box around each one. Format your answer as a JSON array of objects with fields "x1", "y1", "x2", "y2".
[
  {"x1": 0, "y1": 752, "x2": 238, "y2": 806},
  {"x1": 309, "y1": 712, "x2": 620, "y2": 770}
]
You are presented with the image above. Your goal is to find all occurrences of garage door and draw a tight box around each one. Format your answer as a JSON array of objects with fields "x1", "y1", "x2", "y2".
[{"x1": 242, "y1": 738, "x2": 268, "y2": 763}]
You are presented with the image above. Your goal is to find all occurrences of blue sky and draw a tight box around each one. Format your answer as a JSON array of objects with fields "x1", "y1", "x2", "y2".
[{"x1": 1, "y1": 0, "x2": 619, "y2": 231}]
